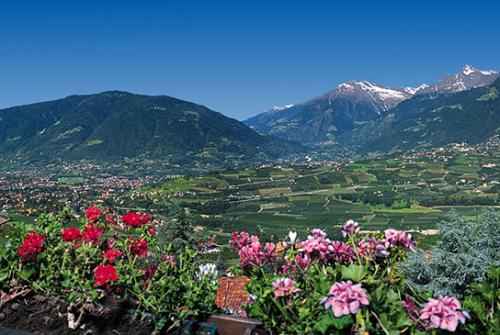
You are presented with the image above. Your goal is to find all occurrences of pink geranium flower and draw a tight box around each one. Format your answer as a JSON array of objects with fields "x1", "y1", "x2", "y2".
[
  {"x1": 309, "y1": 228, "x2": 328, "y2": 240},
  {"x1": 272, "y1": 278, "x2": 301, "y2": 298},
  {"x1": 357, "y1": 237, "x2": 389, "y2": 259},
  {"x1": 420, "y1": 296, "x2": 467, "y2": 332},
  {"x1": 231, "y1": 232, "x2": 276, "y2": 268},
  {"x1": 341, "y1": 220, "x2": 360, "y2": 238},
  {"x1": 302, "y1": 229, "x2": 330, "y2": 262},
  {"x1": 161, "y1": 255, "x2": 177, "y2": 266},
  {"x1": 384, "y1": 229, "x2": 416, "y2": 252},
  {"x1": 320, "y1": 281, "x2": 369, "y2": 317},
  {"x1": 329, "y1": 241, "x2": 356, "y2": 263},
  {"x1": 229, "y1": 231, "x2": 251, "y2": 249},
  {"x1": 295, "y1": 253, "x2": 312, "y2": 269}
]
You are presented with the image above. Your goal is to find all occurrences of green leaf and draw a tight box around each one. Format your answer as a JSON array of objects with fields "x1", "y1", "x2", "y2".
[
  {"x1": 331, "y1": 315, "x2": 353, "y2": 330},
  {"x1": 18, "y1": 268, "x2": 35, "y2": 281},
  {"x1": 341, "y1": 264, "x2": 368, "y2": 282},
  {"x1": 314, "y1": 313, "x2": 333, "y2": 334}
]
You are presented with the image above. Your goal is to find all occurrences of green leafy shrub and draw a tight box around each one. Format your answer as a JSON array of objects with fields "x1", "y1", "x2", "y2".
[
  {"x1": 401, "y1": 210, "x2": 500, "y2": 298},
  {"x1": 0, "y1": 206, "x2": 217, "y2": 332},
  {"x1": 462, "y1": 266, "x2": 500, "y2": 335}
]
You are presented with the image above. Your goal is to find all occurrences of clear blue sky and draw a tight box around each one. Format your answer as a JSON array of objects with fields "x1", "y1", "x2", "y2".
[{"x1": 1, "y1": 0, "x2": 499, "y2": 120}]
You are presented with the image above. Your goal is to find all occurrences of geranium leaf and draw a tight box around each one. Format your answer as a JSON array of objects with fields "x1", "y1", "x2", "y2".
[{"x1": 341, "y1": 264, "x2": 368, "y2": 282}]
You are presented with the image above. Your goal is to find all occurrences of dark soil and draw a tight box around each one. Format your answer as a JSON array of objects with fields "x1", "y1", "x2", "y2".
[{"x1": 0, "y1": 295, "x2": 157, "y2": 335}]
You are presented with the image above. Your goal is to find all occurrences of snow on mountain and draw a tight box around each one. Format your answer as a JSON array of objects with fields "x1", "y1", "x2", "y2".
[
  {"x1": 328, "y1": 80, "x2": 414, "y2": 112},
  {"x1": 418, "y1": 65, "x2": 499, "y2": 94},
  {"x1": 403, "y1": 84, "x2": 429, "y2": 95},
  {"x1": 265, "y1": 104, "x2": 295, "y2": 113}
]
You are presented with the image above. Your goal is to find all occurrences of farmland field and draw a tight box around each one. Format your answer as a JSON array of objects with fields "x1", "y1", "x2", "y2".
[{"x1": 121, "y1": 150, "x2": 499, "y2": 248}]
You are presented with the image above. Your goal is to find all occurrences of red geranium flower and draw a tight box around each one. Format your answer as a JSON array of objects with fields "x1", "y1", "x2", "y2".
[
  {"x1": 104, "y1": 248, "x2": 122, "y2": 263},
  {"x1": 142, "y1": 264, "x2": 157, "y2": 289},
  {"x1": 130, "y1": 239, "x2": 148, "y2": 258},
  {"x1": 105, "y1": 214, "x2": 117, "y2": 225},
  {"x1": 148, "y1": 227, "x2": 156, "y2": 236},
  {"x1": 121, "y1": 212, "x2": 151, "y2": 228},
  {"x1": 84, "y1": 205, "x2": 103, "y2": 223},
  {"x1": 18, "y1": 232, "x2": 45, "y2": 261},
  {"x1": 93, "y1": 265, "x2": 119, "y2": 286},
  {"x1": 61, "y1": 227, "x2": 82, "y2": 242},
  {"x1": 83, "y1": 224, "x2": 103, "y2": 244}
]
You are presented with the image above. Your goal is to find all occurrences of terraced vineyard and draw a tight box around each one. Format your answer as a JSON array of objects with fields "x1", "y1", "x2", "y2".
[{"x1": 121, "y1": 150, "x2": 499, "y2": 247}]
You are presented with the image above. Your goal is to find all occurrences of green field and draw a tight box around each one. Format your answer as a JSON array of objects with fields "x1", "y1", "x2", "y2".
[
  {"x1": 119, "y1": 151, "x2": 499, "y2": 247},
  {"x1": 57, "y1": 177, "x2": 88, "y2": 185}
]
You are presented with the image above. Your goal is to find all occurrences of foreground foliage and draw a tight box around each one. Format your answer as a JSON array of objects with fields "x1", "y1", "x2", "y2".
[
  {"x1": 0, "y1": 207, "x2": 217, "y2": 332},
  {"x1": 1, "y1": 208, "x2": 499, "y2": 334},
  {"x1": 230, "y1": 219, "x2": 499, "y2": 334},
  {"x1": 401, "y1": 210, "x2": 500, "y2": 298}
]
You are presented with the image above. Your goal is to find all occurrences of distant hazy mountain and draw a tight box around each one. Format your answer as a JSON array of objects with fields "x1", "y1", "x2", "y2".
[
  {"x1": 245, "y1": 65, "x2": 499, "y2": 145},
  {"x1": 341, "y1": 76, "x2": 500, "y2": 153},
  {"x1": 417, "y1": 65, "x2": 499, "y2": 95},
  {"x1": 245, "y1": 80, "x2": 416, "y2": 143},
  {"x1": 0, "y1": 91, "x2": 300, "y2": 164}
]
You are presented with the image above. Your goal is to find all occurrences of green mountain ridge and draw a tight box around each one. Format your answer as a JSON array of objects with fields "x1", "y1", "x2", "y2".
[
  {"x1": 0, "y1": 91, "x2": 301, "y2": 165},
  {"x1": 344, "y1": 77, "x2": 500, "y2": 154}
]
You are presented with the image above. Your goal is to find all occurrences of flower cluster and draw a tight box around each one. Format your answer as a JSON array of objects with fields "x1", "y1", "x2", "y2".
[
  {"x1": 230, "y1": 231, "x2": 276, "y2": 268},
  {"x1": 161, "y1": 255, "x2": 177, "y2": 266},
  {"x1": 82, "y1": 224, "x2": 103, "y2": 244},
  {"x1": 104, "y1": 248, "x2": 122, "y2": 263},
  {"x1": 300, "y1": 229, "x2": 355, "y2": 265},
  {"x1": 384, "y1": 229, "x2": 416, "y2": 252},
  {"x1": 301, "y1": 229, "x2": 330, "y2": 262},
  {"x1": 130, "y1": 238, "x2": 148, "y2": 258},
  {"x1": 341, "y1": 219, "x2": 360, "y2": 238},
  {"x1": 329, "y1": 241, "x2": 356, "y2": 263},
  {"x1": 121, "y1": 212, "x2": 151, "y2": 228},
  {"x1": 320, "y1": 280, "x2": 369, "y2": 317},
  {"x1": 357, "y1": 237, "x2": 389, "y2": 259},
  {"x1": 272, "y1": 278, "x2": 301, "y2": 298},
  {"x1": 18, "y1": 232, "x2": 45, "y2": 261},
  {"x1": 84, "y1": 205, "x2": 103, "y2": 223},
  {"x1": 420, "y1": 296, "x2": 467, "y2": 332},
  {"x1": 93, "y1": 264, "x2": 119, "y2": 286},
  {"x1": 61, "y1": 227, "x2": 82, "y2": 242}
]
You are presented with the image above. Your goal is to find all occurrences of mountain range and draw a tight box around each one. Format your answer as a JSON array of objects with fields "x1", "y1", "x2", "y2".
[
  {"x1": 0, "y1": 91, "x2": 300, "y2": 165},
  {"x1": 0, "y1": 65, "x2": 498, "y2": 167},
  {"x1": 244, "y1": 65, "x2": 499, "y2": 146},
  {"x1": 340, "y1": 77, "x2": 500, "y2": 154}
]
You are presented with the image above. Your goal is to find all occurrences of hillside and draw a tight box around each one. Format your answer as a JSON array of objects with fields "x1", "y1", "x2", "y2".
[
  {"x1": 0, "y1": 91, "x2": 301, "y2": 165},
  {"x1": 244, "y1": 81, "x2": 414, "y2": 143},
  {"x1": 245, "y1": 65, "x2": 499, "y2": 147},
  {"x1": 120, "y1": 146, "x2": 499, "y2": 246},
  {"x1": 346, "y1": 77, "x2": 500, "y2": 154}
]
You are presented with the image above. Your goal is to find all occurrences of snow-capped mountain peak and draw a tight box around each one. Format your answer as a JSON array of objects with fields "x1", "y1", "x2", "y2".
[
  {"x1": 333, "y1": 80, "x2": 413, "y2": 111},
  {"x1": 334, "y1": 80, "x2": 412, "y2": 101},
  {"x1": 419, "y1": 65, "x2": 499, "y2": 94},
  {"x1": 265, "y1": 104, "x2": 294, "y2": 113},
  {"x1": 462, "y1": 64, "x2": 476, "y2": 75},
  {"x1": 403, "y1": 84, "x2": 429, "y2": 95}
]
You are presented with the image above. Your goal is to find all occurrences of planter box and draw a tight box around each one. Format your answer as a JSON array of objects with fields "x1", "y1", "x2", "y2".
[{"x1": 206, "y1": 314, "x2": 267, "y2": 335}]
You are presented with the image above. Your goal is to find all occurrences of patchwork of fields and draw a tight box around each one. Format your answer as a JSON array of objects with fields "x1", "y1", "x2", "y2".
[{"x1": 124, "y1": 151, "x2": 499, "y2": 247}]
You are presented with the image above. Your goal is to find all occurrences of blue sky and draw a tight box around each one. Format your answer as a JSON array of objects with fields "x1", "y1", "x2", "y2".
[{"x1": 1, "y1": 0, "x2": 499, "y2": 120}]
